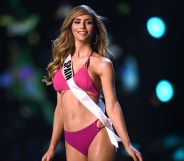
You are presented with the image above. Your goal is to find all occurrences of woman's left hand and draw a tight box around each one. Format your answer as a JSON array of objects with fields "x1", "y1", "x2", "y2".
[{"x1": 125, "y1": 143, "x2": 143, "y2": 161}]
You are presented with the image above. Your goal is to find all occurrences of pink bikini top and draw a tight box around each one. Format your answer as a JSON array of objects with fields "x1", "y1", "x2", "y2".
[{"x1": 52, "y1": 56, "x2": 100, "y2": 97}]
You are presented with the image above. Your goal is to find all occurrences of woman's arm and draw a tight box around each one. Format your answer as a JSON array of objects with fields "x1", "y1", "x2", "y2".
[
  {"x1": 42, "y1": 92, "x2": 64, "y2": 161},
  {"x1": 99, "y1": 58, "x2": 142, "y2": 161},
  {"x1": 48, "y1": 92, "x2": 64, "y2": 151}
]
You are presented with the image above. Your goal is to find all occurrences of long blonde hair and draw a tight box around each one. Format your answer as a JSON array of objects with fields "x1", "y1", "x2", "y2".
[{"x1": 43, "y1": 5, "x2": 110, "y2": 85}]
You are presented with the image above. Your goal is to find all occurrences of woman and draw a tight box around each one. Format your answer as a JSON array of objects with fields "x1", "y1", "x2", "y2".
[{"x1": 42, "y1": 5, "x2": 143, "y2": 161}]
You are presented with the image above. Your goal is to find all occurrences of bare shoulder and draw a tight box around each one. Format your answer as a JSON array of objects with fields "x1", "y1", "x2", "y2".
[
  {"x1": 91, "y1": 52, "x2": 112, "y2": 66},
  {"x1": 90, "y1": 52, "x2": 113, "y2": 74}
]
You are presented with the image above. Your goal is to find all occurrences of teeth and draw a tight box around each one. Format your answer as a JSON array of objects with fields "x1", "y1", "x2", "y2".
[{"x1": 78, "y1": 31, "x2": 87, "y2": 34}]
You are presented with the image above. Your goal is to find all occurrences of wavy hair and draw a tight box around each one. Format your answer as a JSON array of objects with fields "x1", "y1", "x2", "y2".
[{"x1": 43, "y1": 5, "x2": 110, "y2": 85}]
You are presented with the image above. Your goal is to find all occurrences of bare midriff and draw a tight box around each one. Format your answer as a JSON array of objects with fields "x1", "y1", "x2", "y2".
[{"x1": 60, "y1": 90, "x2": 99, "y2": 132}]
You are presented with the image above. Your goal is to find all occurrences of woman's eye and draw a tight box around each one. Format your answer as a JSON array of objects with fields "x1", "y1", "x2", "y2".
[
  {"x1": 74, "y1": 21, "x2": 80, "y2": 24},
  {"x1": 86, "y1": 21, "x2": 93, "y2": 24}
]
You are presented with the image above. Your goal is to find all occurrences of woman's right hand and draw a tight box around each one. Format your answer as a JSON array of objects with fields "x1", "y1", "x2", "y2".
[{"x1": 41, "y1": 148, "x2": 55, "y2": 161}]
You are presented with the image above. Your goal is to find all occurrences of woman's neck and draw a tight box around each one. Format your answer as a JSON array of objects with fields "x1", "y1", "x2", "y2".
[{"x1": 74, "y1": 41, "x2": 92, "y2": 58}]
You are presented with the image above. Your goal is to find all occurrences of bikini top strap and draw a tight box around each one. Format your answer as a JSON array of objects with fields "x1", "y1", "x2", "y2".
[{"x1": 85, "y1": 53, "x2": 93, "y2": 67}]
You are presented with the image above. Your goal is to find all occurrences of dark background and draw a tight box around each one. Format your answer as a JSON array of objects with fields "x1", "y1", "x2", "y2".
[{"x1": 0, "y1": 0, "x2": 183, "y2": 161}]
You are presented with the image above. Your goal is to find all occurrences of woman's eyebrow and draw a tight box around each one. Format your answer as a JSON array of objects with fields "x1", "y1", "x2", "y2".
[{"x1": 74, "y1": 18, "x2": 93, "y2": 21}]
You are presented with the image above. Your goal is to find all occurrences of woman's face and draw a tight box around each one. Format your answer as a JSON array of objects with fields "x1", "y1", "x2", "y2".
[{"x1": 71, "y1": 14, "x2": 94, "y2": 43}]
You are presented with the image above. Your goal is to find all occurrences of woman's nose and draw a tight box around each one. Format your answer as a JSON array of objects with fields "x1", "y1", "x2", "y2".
[{"x1": 80, "y1": 22, "x2": 85, "y2": 28}]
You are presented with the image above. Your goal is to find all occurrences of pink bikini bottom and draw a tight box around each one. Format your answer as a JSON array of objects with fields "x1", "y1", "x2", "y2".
[{"x1": 64, "y1": 119, "x2": 105, "y2": 156}]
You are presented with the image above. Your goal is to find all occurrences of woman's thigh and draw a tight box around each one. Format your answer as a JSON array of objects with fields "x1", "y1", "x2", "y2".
[
  {"x1": 88, "y1": 128, "x2": 116, "y2": 161},
  {"x1": 65, "y1": 142, "x2": 88, "y2": 161}
]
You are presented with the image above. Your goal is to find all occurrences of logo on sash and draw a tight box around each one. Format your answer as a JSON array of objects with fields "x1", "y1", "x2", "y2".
[{"x1": 64, "y1": 60, "x2": 72, "y2": 80}]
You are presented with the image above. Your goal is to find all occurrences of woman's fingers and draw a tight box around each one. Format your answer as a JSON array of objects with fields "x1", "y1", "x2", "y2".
[
  {"x1": 126, "y1": 144, "x2": 143, "y2": 161},
  {"x1": 42, "y1": 154, "x2": 50, "y2": 161},
  {"x1": 128, "y1": 149, "x2": 138, "y2": 161},
  {"x1": 41, "y1": 155, "x2": 46, "y2": 161},
  {"x1": 135, "y1": 151, "x2": 143, "y2": 161},
  {"x1": 41, "y1": 148, "x2": 55, "y2": 161},
  {"x1": 132, "y1": 154, "x2": 138, "y2": 161}
]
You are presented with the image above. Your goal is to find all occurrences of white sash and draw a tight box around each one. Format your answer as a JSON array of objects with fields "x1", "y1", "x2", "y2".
[{"x1": 63, "y1": 54, "x2": 121, "y2": 147}]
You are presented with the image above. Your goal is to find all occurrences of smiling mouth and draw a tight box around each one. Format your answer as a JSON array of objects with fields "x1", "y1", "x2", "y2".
[{"x1": 77, "y1": 31, "x2": 88, "y2": 35}]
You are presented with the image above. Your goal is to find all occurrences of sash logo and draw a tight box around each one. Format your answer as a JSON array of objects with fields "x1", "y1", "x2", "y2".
[{"x1": 64, "y1": 60, "x2": 72, "y2": 80}]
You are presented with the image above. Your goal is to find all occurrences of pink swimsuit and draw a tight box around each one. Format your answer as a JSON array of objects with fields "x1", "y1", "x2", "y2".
[
  {"x1": 53, "y1": 56, "x2": 100, "y2": 97},
  {"x1": 52, "y1": 55, "x2": 104, "y2": 156}
]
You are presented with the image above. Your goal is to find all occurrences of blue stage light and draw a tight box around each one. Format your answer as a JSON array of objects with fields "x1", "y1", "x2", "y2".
[
  {"x1": 156, "y1": 80, "x2": 174, "y2": 103},
  {"x1": 173, "y1": 147, "x2": 184, "y2": 161},
  {"x1": 120, "y1": 55, "x2": 139, "y2": 93},
  {"x1": 147, "y1": 17, "x2": 166, "y2": 38}
]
